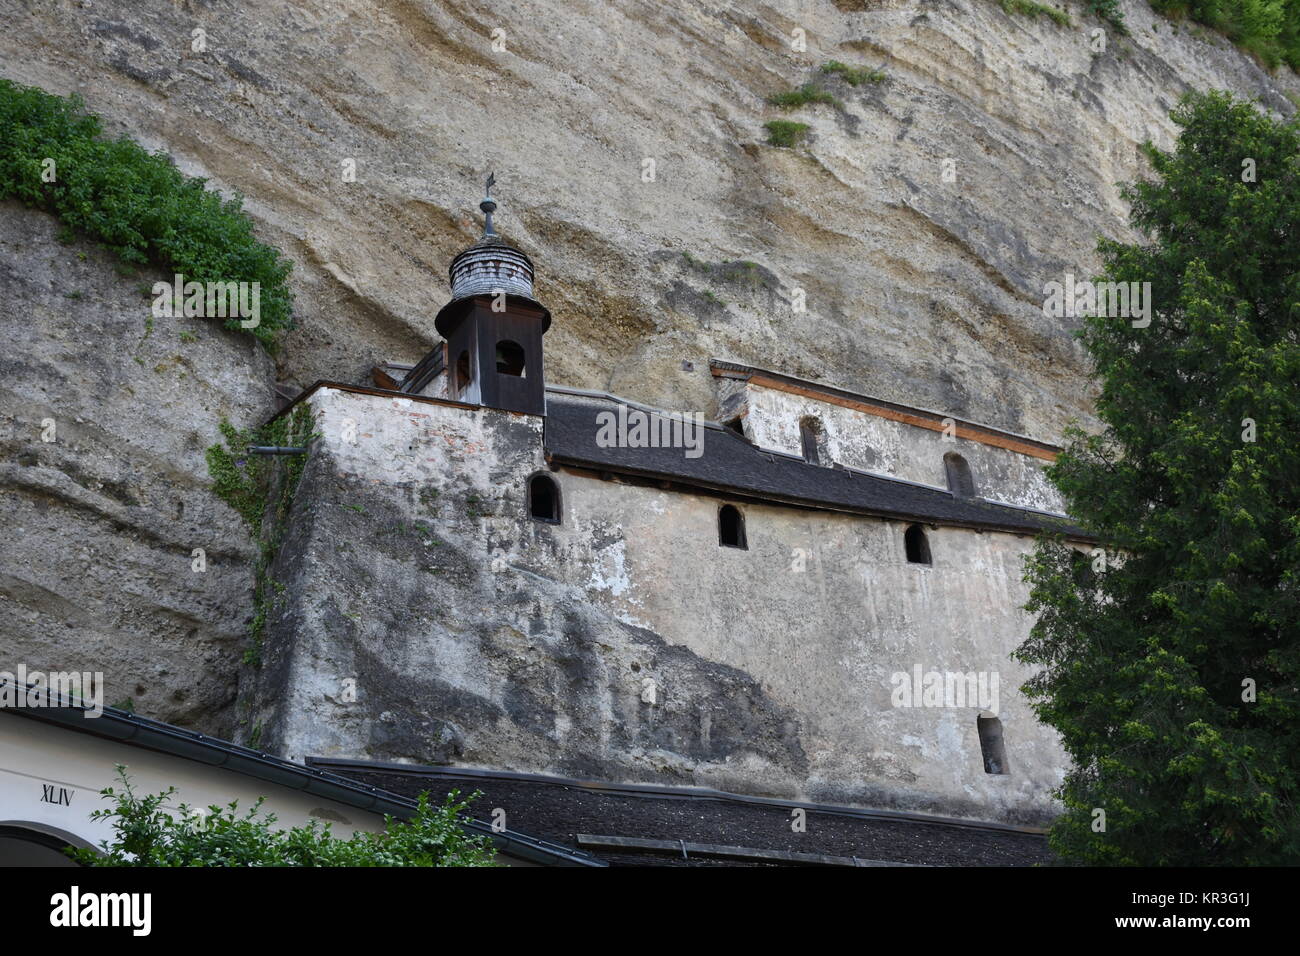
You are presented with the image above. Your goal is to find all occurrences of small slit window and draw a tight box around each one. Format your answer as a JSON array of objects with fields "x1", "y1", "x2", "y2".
[
  {"x1": 718, "y1": 504, "x2": 747, "y2": 549},
  {"x1": 1071, "y1": 549, "x2": 1097, "y2": 590},
  {"x1": 978, "y1": 715, "x2": 1009, "y2": 775},
  {"x1": 496, "y1": 340, "x2": 526, "y2": 377},
  {"x1": 799, "y1": 416, "x2": 825, "y2": 465},
  {"x1": 455, "y1": 349, "x2": 473, "y2": 394},
  {"x1": 528, "y1": 473, "x2": 560, "y2": 523},
  {"x1": 905, "y1": 524, "x2": 931, "y2": 565},
  {"x1": 943, "y1": 452, "x2": 976, "y2": 498}
]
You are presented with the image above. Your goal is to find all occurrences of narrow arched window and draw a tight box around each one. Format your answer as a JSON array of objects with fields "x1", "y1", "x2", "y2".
[
  {"x1": 943, "y1": 452, "x2": 976, "y2": 498},
  {"x1": 978, "y1": 715, "x2": 1009, "y2": 775},
  {"x1": 528, "y1": 473, "x2": 560, "y2": 523},
  {"x1": 719, "y1": 504, "x2": 747, "y2": 549},
  {"x1": 799, "y1": 416, "x2": 824, "y2": 465},
  {"x1": 1070, "y1": 549, "x2": 1096, "y2": 590},
  {"x1": 455, "y1": 350, "x2": 473, "y2": 394},
  {"x1": 496, "y1": 340, "x2": 526, "y2": 377},
  {"x1": 904, "y1": 524, "x2": 931, "y2": 565}
]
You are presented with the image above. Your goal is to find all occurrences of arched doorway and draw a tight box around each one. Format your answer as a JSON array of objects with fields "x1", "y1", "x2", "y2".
[{"x1": 0, "y1": 823, "x2": 88, "y2": 866}]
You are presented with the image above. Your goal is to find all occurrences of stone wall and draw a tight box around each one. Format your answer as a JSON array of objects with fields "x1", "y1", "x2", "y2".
[
  {"x1": 737, "y1": 380, "x2": 1067, "y2": 512},
  {"x1": 254, "y1": 386, "x2": 1066, "y2": 823}
]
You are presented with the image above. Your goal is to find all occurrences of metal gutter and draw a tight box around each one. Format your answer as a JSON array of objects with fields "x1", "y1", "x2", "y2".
[
  {"x1": 546, "y1": 450, "x2": 1090, "y2": 540},
  {"x1": 541, "y1": 388, "x2": 1091, "y2": 540},
  {"x1": 262, "y1": 381, "x2": 1087, "y2": 537},
  {"x1": 576, "y1": 833, "x2": 927, "y2": 866}
]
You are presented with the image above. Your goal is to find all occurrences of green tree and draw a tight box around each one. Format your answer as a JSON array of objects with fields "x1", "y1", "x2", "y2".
[
  {"x1": 1018, "y1": 91, "x2": 1300, "y2": 865},
  {"x1": 69, "y1": 767, "x2": 496, "y2": 866}
]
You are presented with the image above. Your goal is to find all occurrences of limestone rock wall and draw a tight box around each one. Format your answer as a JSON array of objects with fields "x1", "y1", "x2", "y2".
[
  {"x1": 4, "y1": 0, "x2": 1297, "y2": 442},
  {"x1": 0, "y1": 202, "x2": 275, "y2": 734}
]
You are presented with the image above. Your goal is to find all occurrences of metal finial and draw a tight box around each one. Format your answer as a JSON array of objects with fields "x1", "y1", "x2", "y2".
[{"x1": 480, "y1": 172, "x2": 497, "y2": 237}]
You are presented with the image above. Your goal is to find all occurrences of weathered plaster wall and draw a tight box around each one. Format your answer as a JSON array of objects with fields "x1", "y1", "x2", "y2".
[
  {"x1": 255, "y1": 387, "x2": 1065, "y2": 823},
  {"x1": 247, "y1": 387, "x2": 811, "y2": 792},
  {"x1": 738, "y1": 381, "x2": 1066, "y2": 513},
  {"x1": 550, "y1": 466, "x2": 1065, "y2": 822},
  {"x1": 0, "y1": 202, "x2": 276, "y2": 734}
]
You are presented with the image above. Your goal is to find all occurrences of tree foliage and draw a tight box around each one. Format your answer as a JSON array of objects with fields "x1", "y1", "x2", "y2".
[
  {"x1": 1149, "y1": 1, "x2": 1300, "y2": 71},
  {"x1": 69, "y1": 767, "x2": 496, "y2": 867},
  {"x1": 204, "y1": 404, "x2": 315, "y2": 666},
  {"x1": 1018, "y1": 91, "x2": 1300, "y2": 865}
]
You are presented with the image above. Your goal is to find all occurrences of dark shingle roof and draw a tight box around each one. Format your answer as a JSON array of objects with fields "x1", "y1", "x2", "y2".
[
  {"x1": 315, "y1": 760, "x2": 1054, "y2": 867},
  {"x1": 543, "y1": 393, "x2": 1088, "y2": 539}
]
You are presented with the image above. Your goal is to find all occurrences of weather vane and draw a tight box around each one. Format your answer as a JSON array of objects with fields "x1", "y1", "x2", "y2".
[{"x1": 481, "y1": 171, "x2": 497, "y2": 237}]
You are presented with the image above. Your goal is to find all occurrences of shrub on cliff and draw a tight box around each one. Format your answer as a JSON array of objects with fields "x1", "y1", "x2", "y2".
[
  {"x1": 1149, "y1": 0, "x2": 1300, "y2": 71},
  {"x1": 69, "y1": 767, "x2": 496, "y2": 867},
  {"x1": 1018, "y1": 92, "x2": 1300, "y2": 864},
  {"x1": 0, "y1": 78, "x2": 292, "y2": 348},
  {"x1": 1085, "y1": 0, "x2": 1127, "y2": 34}
]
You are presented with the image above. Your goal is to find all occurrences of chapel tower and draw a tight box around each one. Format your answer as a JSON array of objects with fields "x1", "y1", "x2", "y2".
[{"x1": 430, "y1": 175, "x2": 551, "y2": 416}]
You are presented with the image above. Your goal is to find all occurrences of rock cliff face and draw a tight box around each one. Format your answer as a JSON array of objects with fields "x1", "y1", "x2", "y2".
[
  {"x1": 0, "y1": 202, "x2": 274, "y2": 733},
  {"x1": 6, "y1": 0, "x2": 1297, "y2": 435},
  {"x1": 1, "y1": 1, "x2": 1296, "y2": 736}
]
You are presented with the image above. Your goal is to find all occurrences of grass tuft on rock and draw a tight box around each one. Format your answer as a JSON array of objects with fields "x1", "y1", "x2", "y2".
[
  {"x1": 820, "y1": 61, "x2": 886, "y2": 86},
  {"x1": 1149, "y1": 0, "x2": 1300, "y2": 70},
  {"x1": 205, "y1": 405, "x2": 314, "y2": 666},
  {"x1": 766, "y1": 84, "x2": 839, "y2": 109},
  {"x1": 998, "y1": 0, "x2": 1071, "y2": 27},
  {"x1": 763, "y1": 120, "x2": 810, "y2": 148}
]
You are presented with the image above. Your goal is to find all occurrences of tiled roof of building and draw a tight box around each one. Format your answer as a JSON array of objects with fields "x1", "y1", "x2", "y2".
[
  {"x1": 543, "y1": 392, "x2": 1090, "y2": 539},
  {"x1": 314, "y1": 760, "x2": 1055, "y2": 867},
  {"x1": 1, "y1": 683, "x2": 602, "y2": 867}
]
